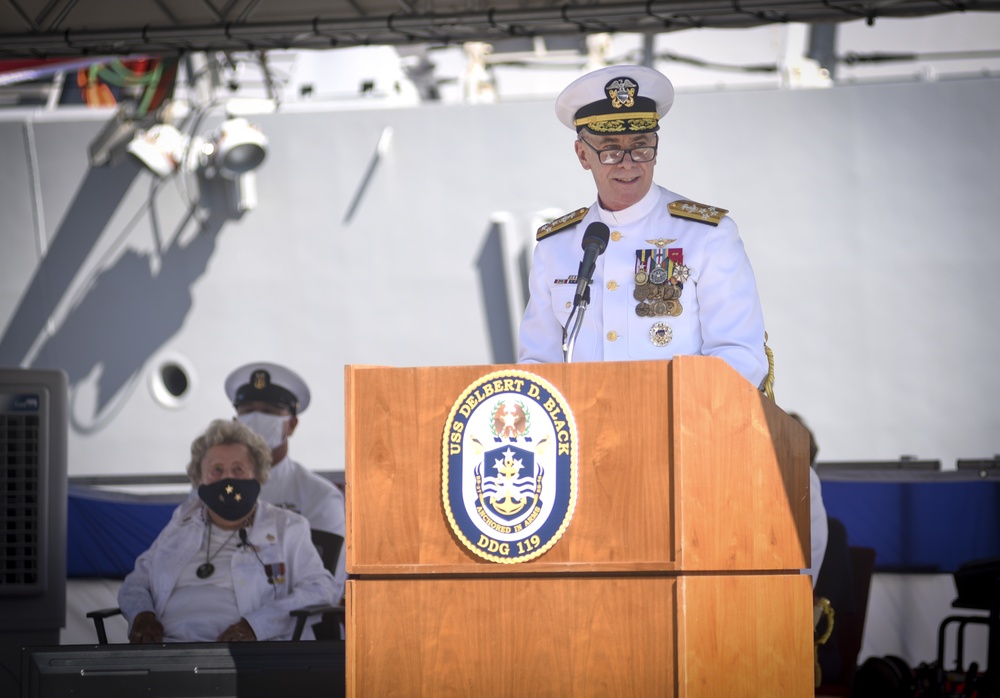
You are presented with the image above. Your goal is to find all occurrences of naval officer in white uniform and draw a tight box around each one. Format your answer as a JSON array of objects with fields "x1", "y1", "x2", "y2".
[
  {"x1": 225, "y1": 362, "x2": 347, "y2": 603},
  {"x1": 518, "y1": 65, "x2": 768, "y2": 389}
]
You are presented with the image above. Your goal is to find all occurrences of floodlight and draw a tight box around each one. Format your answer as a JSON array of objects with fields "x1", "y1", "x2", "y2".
[
  {"x1": 126, "y1": 123, "x2": 188, "y2": 177},
  {"x1": 210, "y1": 117, "x2": 268, "y2": 178}
]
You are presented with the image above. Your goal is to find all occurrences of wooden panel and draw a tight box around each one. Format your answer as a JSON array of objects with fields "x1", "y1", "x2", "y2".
[
  {"x1": 348, "y1": 574, "x2": 813, "y2": 697},
  {"x1": 345, "y1": 361, "x2": 676, "y2": 573},
  {"x1": 671, "y1": 356, "x2": 810, "y2": 571},
  {"x1": 346, "y1": 357, "x2": 807, "y2": 574},
  {"x1": 676, "y1": 573, "x2": 814, "y2": 697},
  {"x1": 345, "y1": 358, "x2": 813, "y2": 697},
  {"x1": 347, "y1": 576, "x2": 676, "y2": 697}
]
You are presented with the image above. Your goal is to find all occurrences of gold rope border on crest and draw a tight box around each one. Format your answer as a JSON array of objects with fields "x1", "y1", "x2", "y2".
[{"x1": 441, "y1": 368, "x2": 579, "y2": 564}]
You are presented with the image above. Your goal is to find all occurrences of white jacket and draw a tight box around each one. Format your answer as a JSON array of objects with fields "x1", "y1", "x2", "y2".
[
  {"x1": 260, "y1": 456, "x2": 346, "y2": 601},
  {"x1": 518, "y1": 184, "x2": 768, "y2": 387},
  {"x1": 119, "y1": 497, "x2": 336, "y2": 641}
]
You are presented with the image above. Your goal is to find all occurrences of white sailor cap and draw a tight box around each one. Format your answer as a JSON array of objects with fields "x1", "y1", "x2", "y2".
[
  {"x1": 555, "y1": 65, "x2": 674, "y2": 135},
  {"x1": 225, "y1": 362, "x2": 311, "y2": 414}
]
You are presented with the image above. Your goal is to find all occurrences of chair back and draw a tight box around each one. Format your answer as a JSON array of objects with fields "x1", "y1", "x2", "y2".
[
  {"x1": 815, "y1": 516, "x2": 877, "y2": 696},
  {"x1": 308, "y1": 530, "x2": 345, "y2": 641},
  {"x1": 839, "y1": 547, "x2": 877, "y2": 684},
  {"x1": 310, "y1": 530, "x2": 344, "y2": 579}
]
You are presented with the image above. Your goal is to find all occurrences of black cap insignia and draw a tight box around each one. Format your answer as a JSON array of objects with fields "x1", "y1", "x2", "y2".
[{"x1": 252, "y1": 370, "x2": 269, "y2": 390}]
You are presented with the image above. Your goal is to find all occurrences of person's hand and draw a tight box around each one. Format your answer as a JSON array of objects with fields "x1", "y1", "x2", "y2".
[
  {"x1": 129, "y1": 611, "x2": 164, "y2": 644},
  {"x1": 217, "y1": 617, "x2": 257, "y2": 642}
]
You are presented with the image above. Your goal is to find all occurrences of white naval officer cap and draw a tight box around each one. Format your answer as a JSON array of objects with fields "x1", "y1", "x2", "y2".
[
  {"x1": 555, "y1": 64, "x2": 674, "y2": 135},
  {"x1": 225, "y1": 362, "x2": 311, "y2": 414}
]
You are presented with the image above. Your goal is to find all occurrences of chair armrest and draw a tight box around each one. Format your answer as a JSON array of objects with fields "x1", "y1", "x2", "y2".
[
  {"x1": 289, "y1": 604, "x2": 345, "y2": 641},
  {"x1": 86, "y1": 607, "x2": 124, "y2": 645}
]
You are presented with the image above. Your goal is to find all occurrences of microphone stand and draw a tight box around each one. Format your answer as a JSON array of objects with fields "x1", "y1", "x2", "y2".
[{"x1": 561, "y1": 285, "x2": 590, "y2": 363}]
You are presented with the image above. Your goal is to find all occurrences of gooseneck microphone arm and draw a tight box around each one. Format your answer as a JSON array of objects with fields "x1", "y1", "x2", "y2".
[
  {"x1": 562, "y1": 221, "x2": 611, "y2": 363},
  {"x1": 562, "y1": 286, "x2": 589, "y2": 363}
]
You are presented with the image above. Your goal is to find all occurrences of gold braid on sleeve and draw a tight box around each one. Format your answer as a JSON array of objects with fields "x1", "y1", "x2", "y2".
[
  {"x1": 813, "y1": 597, "x2": 835, "y2": 686},
  {"x1": 760, "y1": 332, "x2": 775, "y2": 401}
]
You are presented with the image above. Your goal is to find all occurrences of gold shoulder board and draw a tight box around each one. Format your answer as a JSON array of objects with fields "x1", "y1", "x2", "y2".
[
  {"x1": 536, "y1": 207, "x2": 589, "y2": 241},
  {"x1": 668, "y1": 200, "x2": 729, "y2": 226}
]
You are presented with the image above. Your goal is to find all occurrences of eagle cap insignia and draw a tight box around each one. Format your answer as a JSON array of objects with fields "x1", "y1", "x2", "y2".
[
  {"x1": 251, "y1": 370, "x2": 270, "y2": 390},
  {"x1": 606, "y1": 78, "x2": 637, "y2": 109},
  {"x1": 668, "y1": 200, "x2": 728, "y2": 226}
]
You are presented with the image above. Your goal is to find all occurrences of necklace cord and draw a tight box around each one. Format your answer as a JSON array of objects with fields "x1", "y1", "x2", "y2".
[{"x1": 197, "y1": 519, "x2": 240, "y2": 579}]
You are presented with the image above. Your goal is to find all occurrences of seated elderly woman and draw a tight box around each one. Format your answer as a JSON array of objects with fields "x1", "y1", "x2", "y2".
[{"x1": 119, "y1": 419, "x2": 336, "y2": 642}]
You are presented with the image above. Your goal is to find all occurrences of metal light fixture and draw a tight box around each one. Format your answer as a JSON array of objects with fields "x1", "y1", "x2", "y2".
[
  {"x1": 95, "y1": 98, "x2": 270, "y2": 214},
  {"x1": 121, "y1": 101, "x2": 268, "y2": 183},
  {"x1": 126, "y1": 123, "x2": 188, "y2": 177},
  {"x1": 206, "y1": 117, "x2": 268, "y2": 178},
  {"x1": 195, "y1": 117, "x2": 269, "y2": 213},
  {"x1": 120, "y1": 100, "x2": 193, "y2": 177}
]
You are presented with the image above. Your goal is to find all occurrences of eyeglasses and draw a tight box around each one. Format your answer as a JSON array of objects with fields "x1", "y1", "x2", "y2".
[{"x1": 578, "y1": 135, "x2": 658, "y2": 165}]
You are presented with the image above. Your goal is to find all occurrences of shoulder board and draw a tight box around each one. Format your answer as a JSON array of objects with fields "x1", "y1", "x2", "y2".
[
  {"x1": 668, "y1": 200, "x2": 729, "y2": 226},
  {"x1": 536, "y1": 207, "x2": 589, "y2": 241}
]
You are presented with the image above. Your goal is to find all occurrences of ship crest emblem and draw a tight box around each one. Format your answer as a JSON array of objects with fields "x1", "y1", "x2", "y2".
[{"x1": 443, "y1": 370, "x2": 578, "y2": 564}]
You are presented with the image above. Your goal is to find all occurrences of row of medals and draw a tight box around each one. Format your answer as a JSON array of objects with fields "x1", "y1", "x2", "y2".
[{"x1": 634, "y1": 266, "x2": 682, "y2": 317}]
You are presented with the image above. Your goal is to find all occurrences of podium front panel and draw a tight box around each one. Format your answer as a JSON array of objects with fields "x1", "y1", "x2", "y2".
[
  {"x1": 347, "y1": 576, "x2": 676, "y2": 697},
  {"x1": 346, "y1": 361, "x2": 676, "y2": 573},
  {"x1": 346, "y1": 573, "x2": 813, "y2": 697},
  {"x1": 345, "y1": 358, "x2": 808, "y2": 574}
]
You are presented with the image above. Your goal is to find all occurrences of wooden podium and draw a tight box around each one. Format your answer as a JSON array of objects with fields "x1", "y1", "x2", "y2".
[{"x1": 345, "y1": 356, "x2": 813, "y2": 697}]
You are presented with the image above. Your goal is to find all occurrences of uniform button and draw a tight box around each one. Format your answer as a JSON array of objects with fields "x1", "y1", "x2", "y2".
[
  {"x1": 607, "y1": 331, "x2": 618, "y2": 342},
  {"x1": 606, "y1": 280, "x2": 618, "y2": 291},
  {"x1": 611, "y1": 231, "x2": 622, "y2": 242},
  {"x1": 565, "y1": 301, "x2": 571, "y2": 309}
]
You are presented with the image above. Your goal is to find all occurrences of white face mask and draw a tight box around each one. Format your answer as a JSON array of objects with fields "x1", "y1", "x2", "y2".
[{"x1": 237, "y1": 411, "x2": 289, "y2": 450}]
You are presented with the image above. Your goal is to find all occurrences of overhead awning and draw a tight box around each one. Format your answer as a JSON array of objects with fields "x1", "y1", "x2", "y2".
[{"x1": 2, "y1": 0, "x2": 999, "y2": 58}]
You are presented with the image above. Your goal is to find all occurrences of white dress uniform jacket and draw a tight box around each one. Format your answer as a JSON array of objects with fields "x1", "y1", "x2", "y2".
[
  {"x1": 809, "y1": 466, "x2": 829, "y2": 587},
  {"x1": 518, "y1": 184, "x2": 768, "y2": 387},
  {"x1": 119, "y1": 497, "x2": 336, "y2": 641},
  {"x1": 260, "y1": 456, "x2": 347, "y2": 601}
]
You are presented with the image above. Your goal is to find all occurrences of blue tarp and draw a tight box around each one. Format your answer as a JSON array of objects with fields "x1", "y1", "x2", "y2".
[
  {"x1": 67, "y1": 486, "x2": 183, "y2": 577},
  {"x1": 67, "y1": 472, "x2": 1000, "y2": 577},
  {"x1": 821, "y1": 475, "x2": 1000, "y2": 573}
]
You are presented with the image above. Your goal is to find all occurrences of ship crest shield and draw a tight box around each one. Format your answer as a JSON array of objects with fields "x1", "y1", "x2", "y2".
[{"x1": 442, "y1": 370, "x2": 578, "y2": 564}]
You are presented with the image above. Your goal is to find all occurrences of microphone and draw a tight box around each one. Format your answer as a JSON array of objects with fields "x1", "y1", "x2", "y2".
[
  {"x1": 239, "y1": 528, "x2": 276, "y2": 589},
  {"x1": 573, "y1": 222, "x2": 611, "y2": 306}
]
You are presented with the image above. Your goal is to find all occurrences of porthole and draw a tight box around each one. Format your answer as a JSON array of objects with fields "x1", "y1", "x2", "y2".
[{"x1": 149, "y1": 354, "x2": 197, "y2": 409}]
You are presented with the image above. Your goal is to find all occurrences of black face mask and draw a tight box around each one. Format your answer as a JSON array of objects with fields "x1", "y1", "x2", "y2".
[{"x1": 198, "y1": 478, "x2": 260, "y2": 522}]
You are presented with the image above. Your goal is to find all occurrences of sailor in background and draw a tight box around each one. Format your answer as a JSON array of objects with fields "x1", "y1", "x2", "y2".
[
  {"x1": 225, "y1": 362, "x2": 347, "y2": 603},
  {"x1": 518, "y1": 65, "x2": 769, "y2": 389}
]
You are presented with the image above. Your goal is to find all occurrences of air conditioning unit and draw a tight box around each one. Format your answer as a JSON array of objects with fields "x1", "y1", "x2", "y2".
[{"x1": 0, "y1": 368, "x2": 67, "y2": 695}]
